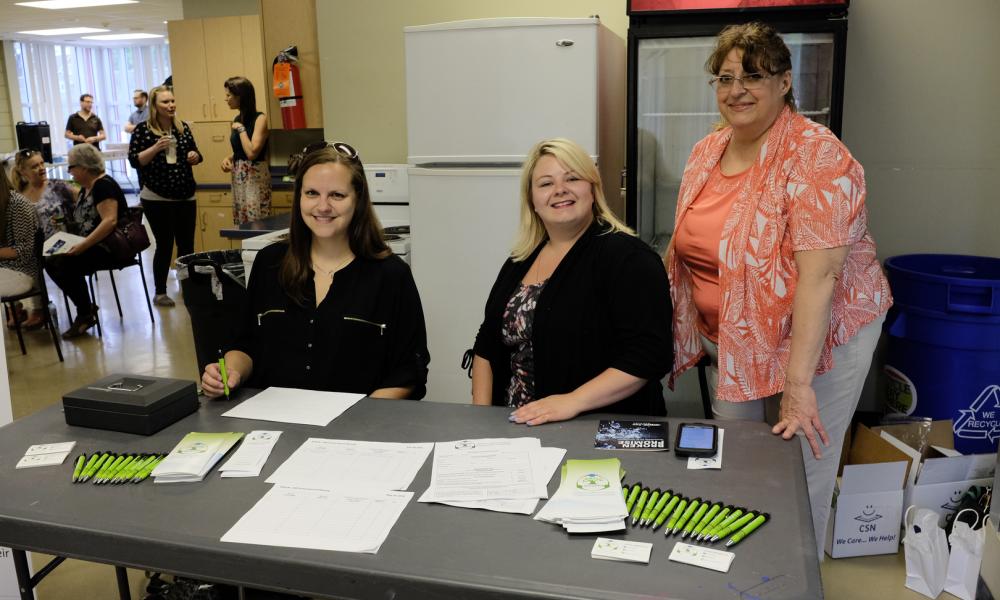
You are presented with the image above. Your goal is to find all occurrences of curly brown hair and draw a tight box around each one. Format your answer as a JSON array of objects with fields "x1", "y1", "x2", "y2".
[{"x1": 706, "y1": 22, "x2": 796, "y2": 111}]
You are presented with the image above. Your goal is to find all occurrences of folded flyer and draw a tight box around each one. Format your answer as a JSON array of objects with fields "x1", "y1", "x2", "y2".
[{"x1": 595, "y1": 420, "x2": 668, "y2": 451}]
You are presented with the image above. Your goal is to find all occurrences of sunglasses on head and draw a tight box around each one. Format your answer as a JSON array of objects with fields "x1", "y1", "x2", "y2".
[
  {"x1": 17, "y1": 149, "x2": 37, "y2": 158},
  {"x1": 301, "y1": 141, "x2": 359, "y2": 161}
]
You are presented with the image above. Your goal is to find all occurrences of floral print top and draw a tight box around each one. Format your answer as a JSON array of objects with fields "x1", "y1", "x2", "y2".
[
  {"x1": 501, "y1": 280, "x2": 547, "y2": 408},
  {"x1": 31, "y1": 181, "x2": 75, "y2": 240}
]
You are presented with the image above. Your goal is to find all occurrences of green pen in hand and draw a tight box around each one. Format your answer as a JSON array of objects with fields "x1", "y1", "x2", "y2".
[
  {"x1": 630, "y1": 487, "x2": 650, "y2": 526},
  {"x1": 643, "y1": 489, "x2": 671, "y2": 527},
  {"x1": 673, "y1": 497, "x2": 701, "y2": 535},
  {"x1": 726, "y1": 513, "x2": 769, "y2": 547},
  {"x1": 706, "y1": 507, "x2": 744, "y2": 541},
  {"x1": 692, "y1": 502, "x2": 723, "y2": 539},
  {"x1": 638, "y1": 488, "x2": 660, "y2": 525},
  {"x1": 218, "y1": 349, "x2": 230, "y2": 399},
  {"x1": 682, "y1": 499, "x2": 710, "y2": 539},
  {"x1": 624, "y1": 482, "x2": 642, "y2": 513},
  {"x1": 714, "y1": 511, "x2": 757, "y2": 542},
  {"x1": 71, "y1": 454, "x2": 86, "y2": 483},
  {"x1": 698, "y1": 505, "x2": 732, "y2": 541},
  {"x1": 652, "y1": 494, "x2": 680, "y2": 531},
  {"x1": 665, "y1": 497, "x2": 688, "y2": 534}
]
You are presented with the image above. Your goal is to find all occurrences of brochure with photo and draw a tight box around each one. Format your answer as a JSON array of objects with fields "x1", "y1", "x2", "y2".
[{"x1": 595, "y1": 420, "x2": 668, "y2": 451}]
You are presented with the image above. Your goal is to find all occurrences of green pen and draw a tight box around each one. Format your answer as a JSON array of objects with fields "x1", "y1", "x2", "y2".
[
  {"x1": 71, "y1": 454, "x2": 86, "y2": 483},
  {"x1": 95, "y1": 454, "x2": 123, "y2": 483},
  {"x1": 133, "y1": 455, "x2": 166, "y2": 483},
  {"x1": 664, "y1": 497, "x2": 688, "y2": 534},
  {"x1": 218, "y1": 349, "x2": 230, "y2": 399},
  {"x1": 714, "y1": 511, "x2": 757, "y2": 542},
  {"x1": 698, "y1": 505, "x2": 733, "y2": 541},
  {"x1": 644, "y1": 489, "x2": 672, "y2": 526},
  {"x1": 705, "y1": 507, "x2": 745, "y2": 541},
  {"x1": 630, "y1": 487, "x2": 650, "y2": 526},
  {"x1": 624, "y1": 482, "x2": 642, "y2": 513},
  {"x1": 726, "y1": 513, "x2": 769, "y2": 547},
  {"x1": 622, "y1": 487, "x2": 628, "y2": 501},
  {"x1": 692, "y1": 503, "x2": 724, "y2": 539},
  {"x1": 116, "y1": 454, "x2": 149, "y2": 484},
  {"x1": 639, "y1": 488, "x2": 661, "y2": 525},
  {"x1": 79, "y1": 452, "x2": 101, "y2": 481},
  {"x1": 101, "y1": 454, "x2": 134, "y2": 484},
  {"x1": 682, "y1": 500, "x2": 710, "y2": 539},
  {"x1": 673, "y1": 497, "x2": 701, "y2": 535},
  {"x1": 82, "y1": 452, "x2": 110, "y2": 482},
  {"x1": 652, "y1": 494, "x2": 680, "y2": 531}
]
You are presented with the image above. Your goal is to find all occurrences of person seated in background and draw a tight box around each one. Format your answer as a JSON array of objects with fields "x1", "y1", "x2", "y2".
[
  {"x1": 471, "y1": 137, "x2": 673, "y2": 425},
  {"x1": 9, "y1": 149, "x2": 74, "y2": 329},
  {"x1": 201, "y1": 141, "x2": 429, "y2": 399},
  {"x1": 0, "y1": 167, "x2": 41, "y2": 327},
  {"x1": 44, "y1": 144, "x2": 128, "y2": 339}
]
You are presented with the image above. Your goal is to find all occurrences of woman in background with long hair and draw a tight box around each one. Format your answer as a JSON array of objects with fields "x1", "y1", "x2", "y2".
[{"x1": 221, "y1": 76, "x2": 271, "y2": 225}]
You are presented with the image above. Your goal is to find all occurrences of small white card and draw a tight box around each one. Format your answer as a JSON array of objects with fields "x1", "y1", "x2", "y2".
[
  {"x1": 591, "y1": 538, "x2": 652, "y2": 564},
  {"x1": 24, "y1": 441, "x2": 76, "y2": 456},
  {"x1": 220, "y1": 430, "x2": 282, "y2": 478},
  {"x1": 688, "y1": 429, "x2": 724, "y2": 470},
  {"x1": 668, "y1": 541, "x2": 735, "y2": 572},
  {"x1": 16, "y1": 453, "x2": 70, "y2": 469}
]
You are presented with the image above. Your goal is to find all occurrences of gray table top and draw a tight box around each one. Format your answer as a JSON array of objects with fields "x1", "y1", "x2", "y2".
[{"x1": 0, "y1": 392, "x2": 821, "y2": 599}]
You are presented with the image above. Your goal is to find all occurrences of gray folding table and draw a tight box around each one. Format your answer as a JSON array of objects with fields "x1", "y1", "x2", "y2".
[{"x1": 0, "y1": 390, "x2": 822, "y2": 599}]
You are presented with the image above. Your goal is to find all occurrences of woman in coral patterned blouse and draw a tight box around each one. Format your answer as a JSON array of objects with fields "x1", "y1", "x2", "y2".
[{"x1": 667, "y1": 22, "x2": 892, "y2": 555}]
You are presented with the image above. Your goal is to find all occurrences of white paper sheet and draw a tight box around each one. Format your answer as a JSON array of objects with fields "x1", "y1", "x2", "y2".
[
  {"x1": 220, "y1": 430, "x2": 282, "y2": 478},
  {"x1": 221, "y1": 387, "x2": 364, "y2": 426},
  {"x1": 419, "y1": 438, "x2": 543, "y2": 503},
  {"x1": 266, "y1": 438, "x2": 432, "y2": 491},
  {"x1": 221, "y1": 485, "x2": 412, "y2": 554},
  {"x1": 419, "y1": 446, "x2": 565, "y2": 514}
]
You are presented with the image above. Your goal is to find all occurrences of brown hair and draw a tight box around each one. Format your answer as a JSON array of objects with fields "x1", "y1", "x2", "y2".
[
  {"x1": 224, "y1": 76, "x2": 257, "y2": 126},
  {"x1": 280, "y1": 146, "x2": 390, "y2": 305},
  {"x1": 706, "y1": 22, "x2": 796, "y2": 110}
]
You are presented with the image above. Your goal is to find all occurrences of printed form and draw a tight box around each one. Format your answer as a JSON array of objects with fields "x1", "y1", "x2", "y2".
[
  {"x1": 266, "y1": 438, "x2": 433, "y2": 491},
  {"x1": 420, "y1": 438, "x2": 545, "y2": 503}
]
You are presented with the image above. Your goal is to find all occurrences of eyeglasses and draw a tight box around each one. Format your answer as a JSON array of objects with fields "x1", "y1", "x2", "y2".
[
  {"x1": 17, "y1": 149, "x2": 37, "y2": 158},
  {"x1": 67, "y1": 164, "x2": 78, "y2": 170},
  {"x1": 709, "y1": 73, "x2": 772, "y2": 91},
  {"x1": 301, "y1": 141, "x2": 359, "y2": 161}
]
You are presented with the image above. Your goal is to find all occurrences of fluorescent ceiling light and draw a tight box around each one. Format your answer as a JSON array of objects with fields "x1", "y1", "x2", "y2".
[
  {"x1": 82, "y1": 33, "x2": 164, "y2": 40},
  {"x1": 16, "y1": 1, "x2": 138, "y2": 8},
  {"x1": 17, "y1": 27, "x2": 110, "y2": 35}
]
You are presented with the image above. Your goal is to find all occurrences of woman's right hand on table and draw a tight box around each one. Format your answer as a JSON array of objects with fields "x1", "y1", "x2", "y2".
[
  {"x1": 202, "y1": 362, "x2": 241, "y2": 398},
  {"x1": 221, "y1": 156, "x2": 233, "y2": 173}
]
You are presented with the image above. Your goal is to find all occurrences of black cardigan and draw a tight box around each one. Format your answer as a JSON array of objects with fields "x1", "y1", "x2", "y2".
[
  {"x1": 473, "y1": 223, "x2": 673, "y2": 416},
  {"x1": 234, "y1": 243, "x2": 430, "y2": 398}
]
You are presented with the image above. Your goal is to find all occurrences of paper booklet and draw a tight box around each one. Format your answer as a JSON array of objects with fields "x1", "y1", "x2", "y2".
[
  {"x1": 42, "y1": 231, "x2": 87, "y2": 256},
  {"x1": 152, "y1": 432, "x2": 244, "y2": 483},
  {"x1": 595, "y1": 420, "x2": 668, "y2": 451}
]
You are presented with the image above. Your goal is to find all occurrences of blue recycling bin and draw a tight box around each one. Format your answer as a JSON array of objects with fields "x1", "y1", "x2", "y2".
[{"x1": 883, "y1": 254, "x2": 1000, "y2": 454}]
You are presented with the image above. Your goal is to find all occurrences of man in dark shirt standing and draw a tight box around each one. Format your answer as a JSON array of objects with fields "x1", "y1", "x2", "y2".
[{"x1": 64, "y1": 94, "x2": 106, "y2": 149}]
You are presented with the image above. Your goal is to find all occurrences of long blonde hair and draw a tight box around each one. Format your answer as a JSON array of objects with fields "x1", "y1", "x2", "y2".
[
  {"x1": 146, "y1": 85, "x2": 183, "y2": 136},
  {"x1": 511, "y1": 138, "x2": 632, "y2": 262}
]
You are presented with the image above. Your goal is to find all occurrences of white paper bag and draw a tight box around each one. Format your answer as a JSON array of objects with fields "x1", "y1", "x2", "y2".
[
  {"x1": 943, "y1": 509, "x2": 985, "y2": 600},
  {"x1": 902, "y1": 505, "x2": 949, "y2": 598}
]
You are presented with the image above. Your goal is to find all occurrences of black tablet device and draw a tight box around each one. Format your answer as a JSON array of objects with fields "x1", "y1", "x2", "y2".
[{"x1": 674, "y1": 422, "x2": 718, "y2": 458}]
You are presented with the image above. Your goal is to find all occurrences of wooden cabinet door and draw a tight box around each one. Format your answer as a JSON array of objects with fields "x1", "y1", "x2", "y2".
[
  {"x1": 202, "y1": 16, "x2": 245, "y2": 122},
  {"x1": 241, "y1": 14, "x2": 268, "y2": 121},
  {"x1": 168, "y1": 20, "x2": 212, "y2": 121},
  {"x1": 189, "y1": 122, "x2": 232, "y2": 185},
  {"x1": 199, "y1": 202, "x2": 236, "y2": 251}
]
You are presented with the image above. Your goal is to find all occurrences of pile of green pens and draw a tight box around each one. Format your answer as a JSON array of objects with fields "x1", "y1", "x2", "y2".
[
  {"x1": 622, "y1": 482, "x2": 769, "y2": 548},
  {"x1": 71, "y1": 452, "x2": 166, "y2": 485}
]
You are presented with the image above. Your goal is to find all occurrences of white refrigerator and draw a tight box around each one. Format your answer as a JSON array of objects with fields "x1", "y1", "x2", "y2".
[{"x1": 405, "y1": 17, "x2": 624, "y2": 404}]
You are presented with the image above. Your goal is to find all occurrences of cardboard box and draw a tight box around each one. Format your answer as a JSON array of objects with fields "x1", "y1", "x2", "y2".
[{"x1": 826, "y1": 425, "x2": 911, "y2": 558}]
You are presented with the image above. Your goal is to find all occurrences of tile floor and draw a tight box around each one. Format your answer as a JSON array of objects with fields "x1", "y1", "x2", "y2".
[{"x1": 3, "y1": 246, "x2": 927, "y2": 600}]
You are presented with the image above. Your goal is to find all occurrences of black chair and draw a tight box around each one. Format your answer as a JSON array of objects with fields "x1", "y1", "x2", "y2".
[
  {"x1": 85, "y1": 250, "x2": 155, "y2": 337},
  {"x1": 3, "y1": 229, "x2": 63, "y2": 361}
]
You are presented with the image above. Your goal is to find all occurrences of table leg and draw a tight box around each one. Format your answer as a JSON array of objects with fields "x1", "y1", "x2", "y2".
[
  {"x1": 114, "y1": 566, "x2": 132, "y2": 600},
  {"x1": 11, "y1": 550, "x2": 33, "y2": 600}
]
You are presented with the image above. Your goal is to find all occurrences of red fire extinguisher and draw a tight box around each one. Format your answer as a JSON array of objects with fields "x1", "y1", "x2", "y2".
[{"x1": 273, "y1": 46, "x2": 306, "y2": 129}]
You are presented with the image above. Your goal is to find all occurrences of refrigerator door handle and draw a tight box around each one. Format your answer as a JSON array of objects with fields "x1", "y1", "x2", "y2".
[{"x1": 555, "y1": 39, "x2": 575, "y2": 47}]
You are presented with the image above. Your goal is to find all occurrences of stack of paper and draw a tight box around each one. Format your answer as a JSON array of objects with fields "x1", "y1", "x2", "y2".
[
  {"x1": 220, "y1": 431, "x2": 282, "y2": 478},
  {"x1": 266, "y1": 438, "x2": 433, "y2": 490},
  {"x1": 152, "y1": 432, "x2": 243, "y2": 483},
  {"x1": 591, "y1": 538, "x2": 653, "y2": 564},
  {"x1": 16, "y1": 441, "x2": 76, "y2": 469},
  {"x1": 534, "y1": 458, "x2": 628, "y2": 532},
  {"x1": 417, "y1": 438, "x2": 565, "y2": 514}
]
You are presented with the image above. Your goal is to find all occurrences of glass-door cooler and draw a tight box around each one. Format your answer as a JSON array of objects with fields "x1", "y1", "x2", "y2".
[{"x1": 625, "y1": 1, "x2": 850, "y2": 253}]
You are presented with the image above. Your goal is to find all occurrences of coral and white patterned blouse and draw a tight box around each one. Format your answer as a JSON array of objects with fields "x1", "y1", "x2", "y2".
[{"x1": 667, "y1": 106, "x2": 892, "y2": 402}]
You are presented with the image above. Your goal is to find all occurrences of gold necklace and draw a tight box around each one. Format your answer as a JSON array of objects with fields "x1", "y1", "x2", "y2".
[{"x1": 312, "y1": 254, "x2": 354, "y2": 279}]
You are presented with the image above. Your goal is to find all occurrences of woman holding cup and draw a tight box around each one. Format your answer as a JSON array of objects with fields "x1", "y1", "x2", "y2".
[{"x1": 128, "y1": 85, "x2": 203, "y2": 307}]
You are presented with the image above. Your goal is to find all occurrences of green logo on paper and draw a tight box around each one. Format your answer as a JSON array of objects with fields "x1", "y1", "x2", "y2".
[{"x1": 576, "y1": 473, "x2": 610, "y2": 491}]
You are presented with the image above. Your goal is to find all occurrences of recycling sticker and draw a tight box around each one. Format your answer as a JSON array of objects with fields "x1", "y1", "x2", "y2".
[{"x1": 953, "y1": 385, "x2": 1000, "y2": 444}]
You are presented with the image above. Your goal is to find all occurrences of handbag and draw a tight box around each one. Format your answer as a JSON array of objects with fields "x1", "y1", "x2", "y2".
[
  {"x1": 101, "y1": 206, "x2": 151, "y2": 262},
  {"x1": 903, "y1": 505, "x2": 950, "y2": 598},
  {"x1": 944, "y1": 508, "x2": 986, "y2": 600}
]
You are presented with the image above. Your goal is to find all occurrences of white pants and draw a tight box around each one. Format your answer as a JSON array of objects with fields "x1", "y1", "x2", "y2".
[{"x1": 701, "y1": 313, "x2": 885, "y2": 557}]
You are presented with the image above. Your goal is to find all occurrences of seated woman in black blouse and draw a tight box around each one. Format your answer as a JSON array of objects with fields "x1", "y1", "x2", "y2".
[
  {"x1": 202, "y1": 142, "x2": 430, "y2": 399},
  {"x1": 472, "y1": 138, "x2": 673, "y2": 425}
]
